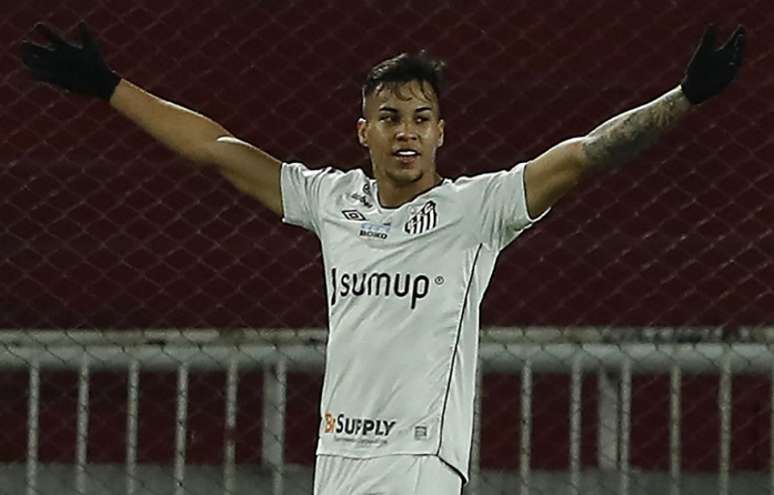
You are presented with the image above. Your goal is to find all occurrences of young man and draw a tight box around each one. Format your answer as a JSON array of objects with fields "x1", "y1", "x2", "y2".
[{"x1": 22, "y1": 22, "x2": 745, "y2": 494}]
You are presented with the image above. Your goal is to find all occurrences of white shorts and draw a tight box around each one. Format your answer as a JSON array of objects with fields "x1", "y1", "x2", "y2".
[{"x1": 313, "y1": 454, "x2": 463, "y2": 495}]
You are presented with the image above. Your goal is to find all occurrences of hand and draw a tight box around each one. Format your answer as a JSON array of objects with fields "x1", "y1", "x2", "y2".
[
  {"x1": 21, "y1": 22, "x2": 120, "y2": 101},
  {"x1": 680, "y1": 25, "x2": 746, "y2": 105}
]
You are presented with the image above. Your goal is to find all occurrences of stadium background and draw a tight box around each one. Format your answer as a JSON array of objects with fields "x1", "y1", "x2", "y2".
[{"x1": 1, "y1": 0, "x2": 772, "y2": 493}]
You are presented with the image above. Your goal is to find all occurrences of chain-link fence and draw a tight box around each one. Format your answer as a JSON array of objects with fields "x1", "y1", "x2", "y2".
[
  {"x1": 2, "y1": 1, "x2": 773, "y2": 494},
  {"x1": 1, "y1": 329, "x2": 773, "y2": 495}
]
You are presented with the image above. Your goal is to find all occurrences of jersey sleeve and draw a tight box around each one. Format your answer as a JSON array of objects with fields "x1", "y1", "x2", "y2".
[
  {"x1": 280, "y1": 161, "x2": 337, "y2": 234},
  {"x1": 471, "y1": 162, "x2": 549, "y2": 251}
]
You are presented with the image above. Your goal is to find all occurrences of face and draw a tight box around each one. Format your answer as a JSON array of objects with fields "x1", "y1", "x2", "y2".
[{"x1": 357, "y1": 80, "x2": 445, "y2": 190}]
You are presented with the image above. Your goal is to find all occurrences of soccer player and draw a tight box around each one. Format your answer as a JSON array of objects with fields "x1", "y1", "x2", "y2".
[{"x1": 22, "y1": 22, "x2": 745, "y2": 494}]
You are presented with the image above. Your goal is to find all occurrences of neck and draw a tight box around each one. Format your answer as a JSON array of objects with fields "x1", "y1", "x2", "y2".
[{"x1": 377, "y1": 173, "x2": 443, "y2": 208}]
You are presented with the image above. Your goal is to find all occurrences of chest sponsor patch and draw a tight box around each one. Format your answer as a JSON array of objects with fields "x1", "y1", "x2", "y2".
[
  {"x1": 329, "y1": 268, "x2": 438, "y2": 310},
  {"x1": 359, "y1": 222, "x2": 390, "y2": 240}
]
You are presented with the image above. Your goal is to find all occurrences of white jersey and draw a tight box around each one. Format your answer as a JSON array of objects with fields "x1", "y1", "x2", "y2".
[{"x1": 281, "y1": 161, "x2": 546, "y2": 482}]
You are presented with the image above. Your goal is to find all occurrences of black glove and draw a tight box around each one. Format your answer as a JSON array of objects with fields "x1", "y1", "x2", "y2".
[
  {"x1": 680, "y1": 25, "x2": 746, "y2": 105},
  {"x1": 21, "y1": 23, "x2": 120, "y2": 101}
]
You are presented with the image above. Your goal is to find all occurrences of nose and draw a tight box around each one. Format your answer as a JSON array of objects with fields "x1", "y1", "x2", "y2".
[{"x1": 395, "y1": 120, "x2": 418, "y2": 141}]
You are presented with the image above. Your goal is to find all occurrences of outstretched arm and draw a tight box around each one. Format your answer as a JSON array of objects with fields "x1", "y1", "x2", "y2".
[
  {"x1": 523, "y1": 25, "x2": 746, "y2": 218},
  {"x1": 109, "y1": 80, "x2": 282, "y2": 215},
  {"x1": 582, "y1": 86, "x2": 691, "y2": 170},
  {"x1": 21, "y1": 23, "x2": 283, "y2": 216}
]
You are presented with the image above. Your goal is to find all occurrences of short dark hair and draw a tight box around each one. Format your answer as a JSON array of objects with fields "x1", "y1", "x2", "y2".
[{"x1": 362, "y1": 51, "x2": 447, "y2": 103}]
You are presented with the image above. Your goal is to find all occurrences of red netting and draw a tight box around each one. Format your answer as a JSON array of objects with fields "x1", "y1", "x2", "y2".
[{"x1": 1, "y1": 1, "x2": 772, "y2": 494}]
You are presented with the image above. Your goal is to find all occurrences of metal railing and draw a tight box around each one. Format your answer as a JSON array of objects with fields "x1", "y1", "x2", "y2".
[{"x1": 1, "y1": 328, "x2": 772, "y2": 495}]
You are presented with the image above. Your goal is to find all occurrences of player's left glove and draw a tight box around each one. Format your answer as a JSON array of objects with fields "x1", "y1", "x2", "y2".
[
  {"x1": 680, "y1": 24, "x2": 746, "y2": 105},
  {"x1": 21, "y1": 22, "x2": 120, "y2": 101}
]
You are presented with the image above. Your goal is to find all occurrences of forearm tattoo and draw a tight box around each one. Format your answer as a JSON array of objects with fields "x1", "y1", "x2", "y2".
[{"x1": 583, "y1": 87, "x2": 692, "y2": 171}]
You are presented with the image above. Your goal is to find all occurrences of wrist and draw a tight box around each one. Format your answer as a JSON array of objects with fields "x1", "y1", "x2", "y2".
[
  {"x1": 673, "y1": 84, "x2": 695, "y2": 108},
  {"x1": 679, "y1": 79, "x2": 703, "y2": 106},
  {"x1": 97, "y1": 69, "x2": 121, "y2": 101}
]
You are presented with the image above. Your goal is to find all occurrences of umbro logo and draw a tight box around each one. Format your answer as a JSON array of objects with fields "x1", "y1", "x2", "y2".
[
  {"x1": 342, "y1": 210, "x2": 366, "y2": 221},
  {"x1": 404, "y1": 201, "x2": 438, "y2": 235}
]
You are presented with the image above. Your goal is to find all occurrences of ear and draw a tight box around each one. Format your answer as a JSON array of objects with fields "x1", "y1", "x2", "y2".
[
  {"x1": 357, "y1": 118, "x2": 368, "y2": 147},
  {"x1": 437, "y1": 119, "x2": 445, "y2": 148}
]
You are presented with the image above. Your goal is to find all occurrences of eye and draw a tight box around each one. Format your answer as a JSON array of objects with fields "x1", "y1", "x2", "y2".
[{"x1": 379, "y1": 114, "x2": 397, "y2": 123}]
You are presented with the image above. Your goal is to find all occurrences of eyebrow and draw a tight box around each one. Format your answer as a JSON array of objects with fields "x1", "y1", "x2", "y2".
[{"x1": 377, "y1": 106, "x2": 434, "y2": 113}]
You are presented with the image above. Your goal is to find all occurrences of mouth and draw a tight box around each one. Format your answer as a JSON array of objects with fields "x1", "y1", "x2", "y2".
[{"x1": 393, "y1": 149, "x2": 420, "y2": 165}]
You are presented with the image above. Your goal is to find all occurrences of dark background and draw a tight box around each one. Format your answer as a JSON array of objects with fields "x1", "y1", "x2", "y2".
[{"x1": 1, "y1": 0, "x2": 772, "y2": 472}]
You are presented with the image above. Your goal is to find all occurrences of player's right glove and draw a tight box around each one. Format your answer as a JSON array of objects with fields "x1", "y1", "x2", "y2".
[
  {"x1": 21, "y1": 23, "x2": 120, "y2": 101},
  {"x1": 680, "y1": 24, "x2": 746, "y2": 105}
]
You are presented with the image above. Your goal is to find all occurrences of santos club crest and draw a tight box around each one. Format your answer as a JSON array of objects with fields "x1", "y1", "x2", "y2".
[{"x1": 404, "y1": 201, "x2": 438, "y2": 235}]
